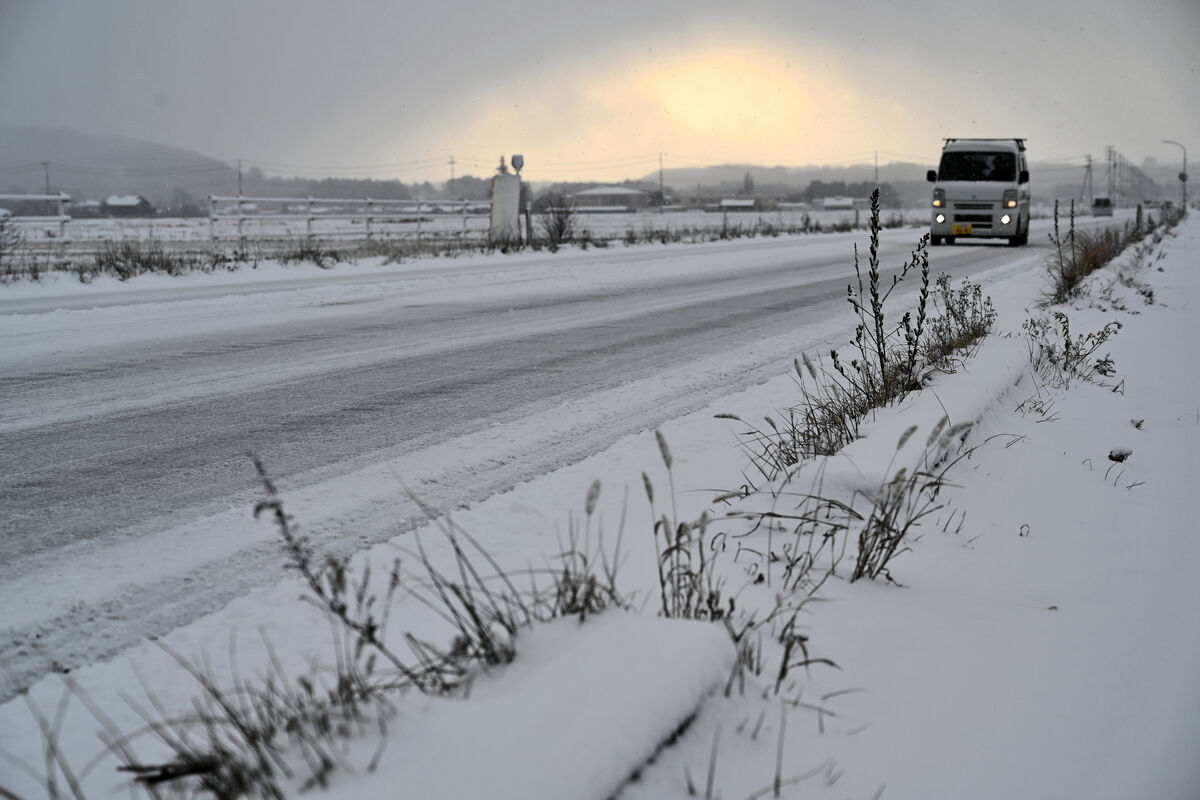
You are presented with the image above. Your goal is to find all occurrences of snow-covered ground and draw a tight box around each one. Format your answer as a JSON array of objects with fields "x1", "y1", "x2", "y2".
[
  {"x1": 10, "y1": 207, "x2": 905, "y2": 243},
  {"x1": 1, "y1": 214, "x2": 1196, "y2": 798},
  {"x1": 8, "y1": 206, "x2": 959, "y2": 251},
  {"x1": 11, "y1": 204, "x2": 1093, "y2": 254},
  {"x1": 2, "y1": 225, "x2": 1046, "y2": 690}
]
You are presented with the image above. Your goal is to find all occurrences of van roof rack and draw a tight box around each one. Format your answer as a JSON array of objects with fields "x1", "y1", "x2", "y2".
[{"x1": 944, "y1": 138, "x2": 1026, "y2": 151}]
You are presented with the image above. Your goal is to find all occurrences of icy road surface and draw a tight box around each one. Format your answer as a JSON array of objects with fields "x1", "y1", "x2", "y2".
[{"x1": 0, "y1": 224, "x2": 1073, "y2": 697}]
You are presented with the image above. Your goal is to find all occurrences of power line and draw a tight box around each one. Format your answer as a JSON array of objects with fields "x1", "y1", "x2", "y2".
[
  {"x1": 240, "y1": 155, "x2": 445, "y2": 172},
  {"x1": 50, "y1": 163, "x2": 234, "y2": 176},
  {"x1": 0, "y1": 162, "x2": 46, "y2": 175},
  {"x1": 11, "y1": 160, "x2": 236, "y2": 176}
]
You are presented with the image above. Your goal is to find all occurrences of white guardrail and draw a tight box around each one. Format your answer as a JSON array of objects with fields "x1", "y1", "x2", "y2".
[
  {"x1": 0, "y1": 193, "x2": 72, "y2": 240},
  {"x1": 207, "y1": 195, "x2": 490, "y2": 242}
]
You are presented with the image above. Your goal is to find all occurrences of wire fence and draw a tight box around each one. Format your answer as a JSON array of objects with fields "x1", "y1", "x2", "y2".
[{"x1": 206, "y1": 195, "x2": 492, "y2": 243}]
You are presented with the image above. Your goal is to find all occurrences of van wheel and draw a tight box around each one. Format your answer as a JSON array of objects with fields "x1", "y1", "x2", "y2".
[
  {"x1": 931, "y1": 235, "x2": 943, "y2": 246},
  {"x1": 1015, "y1": 219, "x2": 1029, "y2": 246},
  {"x1": 1008, "y1": 235, "x2": 1020, "y2": 247}
]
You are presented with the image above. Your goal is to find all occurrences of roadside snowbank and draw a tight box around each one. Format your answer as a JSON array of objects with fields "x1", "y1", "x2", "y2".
[{"x1": 320, "y1": 614, "x2": 733, "y2": 800}]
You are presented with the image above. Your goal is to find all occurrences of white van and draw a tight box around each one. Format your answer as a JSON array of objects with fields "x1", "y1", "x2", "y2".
[{"x1": 927, "y1": 138, "x2": 1031, "y2": 246}]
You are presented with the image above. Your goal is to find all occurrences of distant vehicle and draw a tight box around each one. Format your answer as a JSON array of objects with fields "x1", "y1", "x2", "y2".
[
  {"x1": 927, "y1": 138, "x2": 1031, "y2": 246},
  {"x1": 1091, "y1": 197, "x2": 1113, "y2": 217}
]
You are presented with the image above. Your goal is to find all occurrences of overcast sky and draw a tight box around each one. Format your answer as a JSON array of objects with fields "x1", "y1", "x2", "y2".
[{"x1": 1, "y1": 0, "x2": 1196, "y2": 182}]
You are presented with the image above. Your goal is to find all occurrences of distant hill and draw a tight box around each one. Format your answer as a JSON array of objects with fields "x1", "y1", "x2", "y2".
[
  {"x1": 0, "y1": 126, "x2": 237, "y2": 210},
  {"x1": 630, "y1": 162, "x2": 932, "y2": 206},
  {"x1": 0, "y1": 127, "x2": 492, "y2": 210},
  {"x1": 650, "y1": 162, "x2": 931, "y2": 192}
]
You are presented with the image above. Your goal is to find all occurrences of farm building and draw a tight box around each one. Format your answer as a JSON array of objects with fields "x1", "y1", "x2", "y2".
[
  {"x1": 821, "y1": 196, "x2": 864, "y2": 210},
  {"x1": 705, "y1": 198, "x2": 760, "y2": 212},
  {"x1": 69, "y1": 200, "x2": 103, "y2": 218},
  {"x1": 567, "y1": 186, "x2": 651, "y2": 212},
  {"x1": 101, "y1": 195, "x2": 156, "y2": 217}
]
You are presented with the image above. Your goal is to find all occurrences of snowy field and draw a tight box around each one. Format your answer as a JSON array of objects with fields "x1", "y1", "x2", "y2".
[
  {"x1": 1, "y1": 214, "x2": 1196, "y2": 798},
  {"x1": 13, "y1": 206, "x2": 935, "y2": 249}
]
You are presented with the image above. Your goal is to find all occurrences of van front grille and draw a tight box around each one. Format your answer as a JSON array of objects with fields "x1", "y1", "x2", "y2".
[
  {"x1": 955, "y1": 202, "x2": 993, "y2": 210},
  {"x1": 954, "y1": 214, "x2": 992, "y2": 223}
]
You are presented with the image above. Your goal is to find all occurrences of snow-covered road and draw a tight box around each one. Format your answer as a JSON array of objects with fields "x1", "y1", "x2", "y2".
[{"x1": 0, "y1": 223, "x2": 1074, "y2": 698}]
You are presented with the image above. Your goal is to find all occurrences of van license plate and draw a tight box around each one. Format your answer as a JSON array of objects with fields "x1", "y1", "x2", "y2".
[{"x1": 952, "y1": 224, "x2": 973, "y2": 235}]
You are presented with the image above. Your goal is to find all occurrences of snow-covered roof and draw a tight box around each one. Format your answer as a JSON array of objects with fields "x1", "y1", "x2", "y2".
[
  {"x1": 719, "y1": 198, "x2": 756, "y2": 208},
  {"x1": 104, "y1": 195, "x2": 147, "y2": 206},
  {"x1": 570, "y1": 186, "x2": 648, "y2": 197}
]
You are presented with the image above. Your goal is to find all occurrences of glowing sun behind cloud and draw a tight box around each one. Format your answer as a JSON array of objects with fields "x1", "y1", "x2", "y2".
[{"x1": 436, "y1": 38, "x2": 916, "y2": 181}]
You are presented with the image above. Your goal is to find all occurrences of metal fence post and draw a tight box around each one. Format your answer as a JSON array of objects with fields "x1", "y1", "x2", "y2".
[{"x1": 237, "y1": 195, "x2": 245, "y2": 248}]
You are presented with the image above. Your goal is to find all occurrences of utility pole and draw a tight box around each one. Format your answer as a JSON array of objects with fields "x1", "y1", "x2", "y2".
[
  {"x1": 874, "y1": 150, "x2": 878, "y2": 185},
  {"x1": 1113, "y1": 151, "x2": 1123, "y2": 205},
  {"x1": 1105, "y1": 145, "x2": 1114, "y2": 201},
  {"x1": 41, "y1": 161, "x2": 50, "y2": 194},
  {"x1": 1113, "y1": 153, "x2": 1120, "y2": 206},
  {"x1": 237, "y1": 158, "x2": 243, "y2": 195},
  {"x1": 658, "y1": 152, "x2": 664, "y2": 209},
  {"x1": 1081, "y1": 155, "x2": 1093, "y2": 206},
  {"x1": 448, "y1": 155, "x2": 456, "y2": 198}
]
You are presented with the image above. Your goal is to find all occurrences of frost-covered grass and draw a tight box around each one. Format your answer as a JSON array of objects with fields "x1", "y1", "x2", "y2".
[
  {"x1": 718, "y1": 190, "x2": 997, "y2": 487},
  {"x1": 1043, "y1": 199, "x2": 1182, "y2": 304}
]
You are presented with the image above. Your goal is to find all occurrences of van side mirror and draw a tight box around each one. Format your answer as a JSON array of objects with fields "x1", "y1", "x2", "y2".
[
  {"x1": 926, "y1": 170, "x2": 937, "y2": 182},
  {"x1": 1019, "y1": 169, "x2": 1029, "y2": 184}
]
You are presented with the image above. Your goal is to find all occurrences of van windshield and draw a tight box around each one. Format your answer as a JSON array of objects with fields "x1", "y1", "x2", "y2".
[{"x1": 938, "y1": 151, "x2": 1016, "y2": 182}]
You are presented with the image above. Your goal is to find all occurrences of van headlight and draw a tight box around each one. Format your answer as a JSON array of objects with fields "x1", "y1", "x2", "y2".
[
  {"x1": 1002, "y1": 189, "x2": 1018, "y2": 209},
  {"x1": 935, "y1": 213, "x2": 946, "y2": 224},
  {"x1": 932, "y1": 189, "x2": 945, "y2": 208},
  {"x1": 1001, "y1": 214, "x2": 1011, "y2": 225}
]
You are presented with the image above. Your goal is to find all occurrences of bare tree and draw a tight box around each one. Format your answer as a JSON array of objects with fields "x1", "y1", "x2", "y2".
[
  {"x1": 742, "y1": 171, "x2": 755, "y2": 195},
  {"x1": 0, "y1": 214, "x2": 23, "y2": 276},
  {"x1": 538, "y1": 192, "x2": 576, "y2": 250}
]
